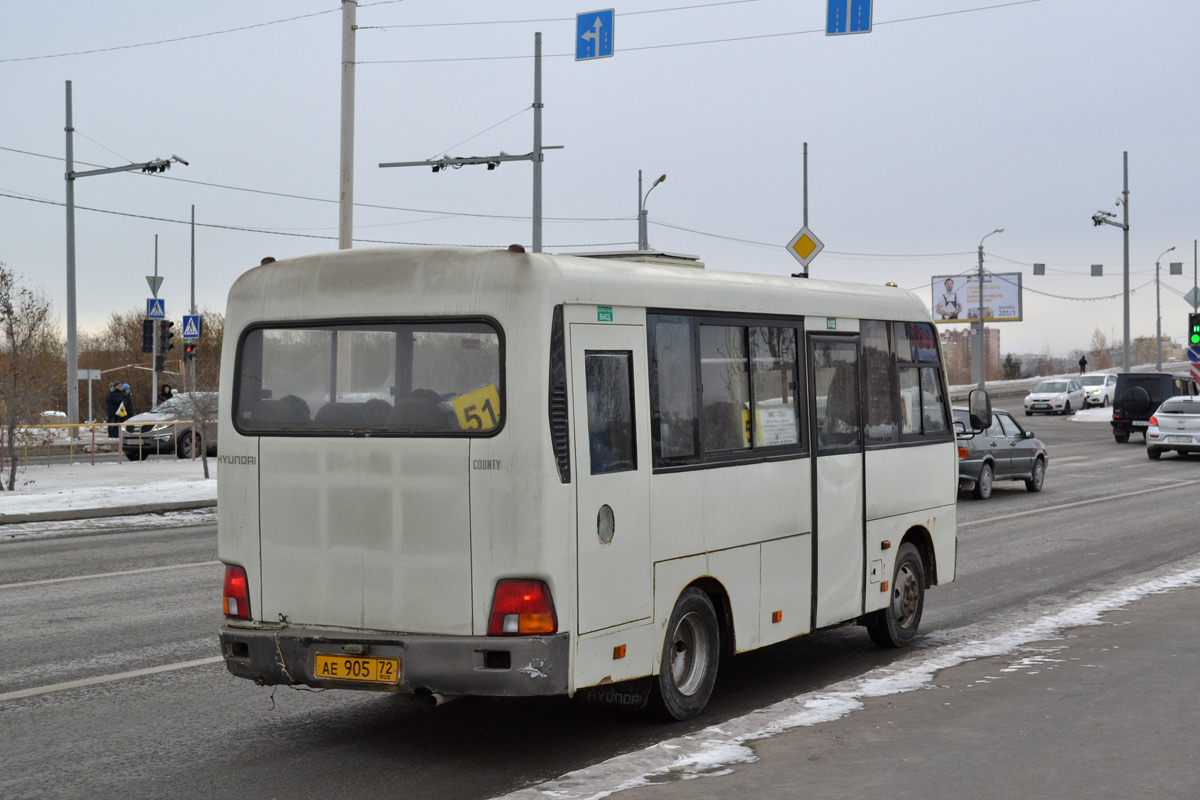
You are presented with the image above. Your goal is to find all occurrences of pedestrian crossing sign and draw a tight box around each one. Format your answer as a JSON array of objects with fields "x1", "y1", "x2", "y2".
[
  {"x1": 182, "y1": 314, "x2": 202, "y2": 340},
  {"x1": 147, "y1": 298, "x2": 166, "y2": 319}
]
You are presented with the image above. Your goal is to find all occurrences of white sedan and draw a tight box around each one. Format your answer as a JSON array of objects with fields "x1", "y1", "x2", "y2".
[
  {"x1": 1146, "y1": 395, "x2": 1200, "y2": 459},
  {"x1": 1023, "y1": 379, "x2": 1086, "y2": 416},
  {"x1": 1079, "y1": 372, "x2": 1117, "y2": 407}
]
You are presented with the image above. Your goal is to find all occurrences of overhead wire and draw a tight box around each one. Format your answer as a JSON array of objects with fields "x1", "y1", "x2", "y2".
[
  {"x1": 0, "y1": 6, "x2": 343, "y2": 64},
  {"x1": 360, "y1": 0, "x2": 1045, "y2": 64},
  {"x1": 0, "y1": 189, "x2": 630, "y2": 249}
]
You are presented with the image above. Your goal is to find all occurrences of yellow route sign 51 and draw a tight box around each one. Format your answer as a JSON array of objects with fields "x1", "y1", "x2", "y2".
[{"x1": 786, "y1": 226, "x2": 824, "y2": 269}]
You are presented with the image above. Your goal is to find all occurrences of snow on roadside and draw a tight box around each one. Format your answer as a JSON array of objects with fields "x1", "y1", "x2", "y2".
[{"x1": 0, "y1": 459, "x2": 216, "y2": 539}]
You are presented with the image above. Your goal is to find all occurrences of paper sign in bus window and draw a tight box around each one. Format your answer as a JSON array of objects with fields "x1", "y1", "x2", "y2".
[{"x1": 453, "y1": 384, "x2": 501, "y2": 431}]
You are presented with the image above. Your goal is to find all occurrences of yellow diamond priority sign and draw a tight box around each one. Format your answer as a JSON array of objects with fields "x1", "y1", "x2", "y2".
[{"x1": 786, "y1": 226, "x2": 824, "y2": 269}]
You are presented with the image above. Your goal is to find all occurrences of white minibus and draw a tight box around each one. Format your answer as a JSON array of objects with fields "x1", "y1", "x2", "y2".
[{"x1": 218, "y1": 245, "x2": 977, "y2": 719}]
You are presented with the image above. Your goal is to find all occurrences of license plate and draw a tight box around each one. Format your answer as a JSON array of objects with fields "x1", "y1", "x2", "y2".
[
  {"x1": 313, "y1": 653, "x2": 401, "y2": 684},
  {"x1": 1167, "y1": 435, "x2": 1193, "y2": 444},
  {"x1": 1132, "y1": 421, "x2": 1149, "y2": 427},
  {"x1": 1033, "y1": 404, "x2": 1048, "y2": 409}
]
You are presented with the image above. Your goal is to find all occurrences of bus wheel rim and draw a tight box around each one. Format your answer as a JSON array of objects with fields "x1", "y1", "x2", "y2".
[
  {"x1": 893, "y1": 562, "x2": 920, "y2": 629},
  {"x1": 670, "y1": 611, "x2": 710, "y2": 696}
]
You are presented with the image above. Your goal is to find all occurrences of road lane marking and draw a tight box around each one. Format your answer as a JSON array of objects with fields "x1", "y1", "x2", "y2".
[
  {"x1": 960, "y1": 479, "x2": 1200, "y2": 528},
  {"x1": 0, "y1": 560, "x2": 221, "y2": 590},
  {"x1": 0, "y1": 656, "x2": 224, "y2": 703}
]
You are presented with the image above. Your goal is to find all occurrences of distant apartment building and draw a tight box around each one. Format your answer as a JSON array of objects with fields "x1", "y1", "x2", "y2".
[{"x1": 940, "y1": 327, "x2": 1000, "y2": 382}]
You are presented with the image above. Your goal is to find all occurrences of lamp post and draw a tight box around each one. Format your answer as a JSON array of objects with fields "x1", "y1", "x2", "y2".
[
  {"x1": 1091, "y1": 151, "x2": 1131, "y2": 371},
  {"x1": 1155, "y1": 246, "x2": 1175, "y2": 371},
  {"x1": 976, "y1": 228, "x2": 1004, "y2": 392},
  {"x1": 64, "y1": 80, "x2": 186, "y2": 430},
  {"x1": 638, "y1": 170, "x2": 666, "y2": 251}
]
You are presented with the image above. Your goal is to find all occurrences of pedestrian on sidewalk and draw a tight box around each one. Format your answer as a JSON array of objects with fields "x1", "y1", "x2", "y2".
[
  {"x1": 118, "y1": 383, "x2": 135, "y2": 422},
  {"x1": 105, "y1": 382, "x2": 123, "y2": 438},
  {"x1": 1079, "y1": 355, "x2": 1088, "y2": 374}
]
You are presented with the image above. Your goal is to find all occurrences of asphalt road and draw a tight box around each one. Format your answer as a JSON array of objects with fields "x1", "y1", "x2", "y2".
[{"x1": 2, "y1": 408, "x2": 1197, "y2": 800}]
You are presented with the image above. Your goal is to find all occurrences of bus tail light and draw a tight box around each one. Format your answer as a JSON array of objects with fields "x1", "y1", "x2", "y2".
[
  {"x1": 223, "y1": 565, "x2": 251, "y2": 620},
  {"x1": 488, "y1": 579, "x2": 557, "y2": 635}
]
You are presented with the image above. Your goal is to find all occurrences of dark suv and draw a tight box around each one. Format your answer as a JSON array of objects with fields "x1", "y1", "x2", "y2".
[{"x1": 1111, "y1": 372, "x2": 1198, "y2": 442}]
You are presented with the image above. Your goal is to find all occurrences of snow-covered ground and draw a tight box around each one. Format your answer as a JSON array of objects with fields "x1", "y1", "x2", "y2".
[{"x1": 0, "y1": 459, "x2": 216, "y2": 540}]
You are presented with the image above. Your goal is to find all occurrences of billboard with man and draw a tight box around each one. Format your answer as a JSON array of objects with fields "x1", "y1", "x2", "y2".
[{"x1": 931, "y1": 273, "x2": 1022, "y2": 324}]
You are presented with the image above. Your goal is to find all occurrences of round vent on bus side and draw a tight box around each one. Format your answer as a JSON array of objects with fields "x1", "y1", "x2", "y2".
[{"x1": 1120, "y1": 386, "x2": 1151, "y2": 414}]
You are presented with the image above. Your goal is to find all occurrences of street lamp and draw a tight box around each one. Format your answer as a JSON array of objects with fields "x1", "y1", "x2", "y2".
[
  {"x1": 638, "y1": 170, "x2": 666, "y2": 251},
  {"x1": 1155, "y1": 246, "x2": 1175, "y2": 371},
  {"x1": 63, "y1": 80, "x2": 187, "y2": 431},
  {"x1": 976, "y1": 228, "x2": 1004, "y2": 392},
  {"x1": 1091, "y1": 151, "x2": 1131, "y2": 371}
]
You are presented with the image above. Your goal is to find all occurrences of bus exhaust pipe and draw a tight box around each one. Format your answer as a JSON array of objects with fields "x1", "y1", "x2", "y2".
[{"x1": 429, "y1": 692, "x2": 463, "y2": 707}]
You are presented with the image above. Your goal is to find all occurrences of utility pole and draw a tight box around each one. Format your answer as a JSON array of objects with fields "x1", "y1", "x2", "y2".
[
  {"x1": 379, "y1": 33, "x2": 562, "y2": 251},
  {"x1": 976, "y1": 228, "x2": 1004, "y2": 392},
  {"x1": 339, "y1": 0, "x2": 356, "y2": 249},
  {"x1": 64, "y1": 80, "x2": 186, "y2": 430},
  {"x1": 1091, "y1": 151, "x2": 1131, "y2": 371},
  {"x1": 1155, "y1": 246, "x2": 1175, "y2": 371},
  {"x1": 151, "y1": 236, "x2": 159, "y2": 407},
  {"x1": 190, "y1": 205, "x2": 197, "y2": 398}
]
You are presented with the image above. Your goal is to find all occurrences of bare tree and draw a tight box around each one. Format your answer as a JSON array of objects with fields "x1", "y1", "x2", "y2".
[
  {"x1": 1089, "y1": 328, "x2": 1112, "y2": 370},
  {"x1": 175, "y1": 310, "x2": 224, "y2": 479},
  {"x1": 0, "y1": 263, "x2": 60, "y2": 491}
]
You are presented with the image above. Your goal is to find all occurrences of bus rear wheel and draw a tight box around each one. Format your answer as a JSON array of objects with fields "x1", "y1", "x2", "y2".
[
  {"x1": 867, "y1": 543, "x2": 925, "y2": 648},
  {"x1": 651, "y1": 587, "x2": 719, "y2": 721}
]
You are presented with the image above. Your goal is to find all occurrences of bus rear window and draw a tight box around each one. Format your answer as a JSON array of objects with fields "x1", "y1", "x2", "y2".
[{"x1": 234, "y1": 320, "x2": 503, "y2": 435}]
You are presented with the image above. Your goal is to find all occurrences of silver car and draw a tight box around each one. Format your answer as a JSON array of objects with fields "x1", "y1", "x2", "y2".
[
  {"x1": 1023, "y1": 379, "x2": 1085, "y2": 416},
  {"x1": 954, "y1": 408, "x2": 1048, "y2": 499},
  {"x1": 122, "y1": 392, "x2": 218, "y2": 460},
  {"x1": 1078, "y1": 372, "x2": 1117, "y2": 407},
  {"x1": 1146, "y1": 395, "x2": 1200, "y2": 459}
]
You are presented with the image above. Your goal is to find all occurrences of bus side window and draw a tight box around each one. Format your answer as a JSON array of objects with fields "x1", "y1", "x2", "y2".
[{"x1": 585, "y1": 352, "x2": 637, "y2": 475}]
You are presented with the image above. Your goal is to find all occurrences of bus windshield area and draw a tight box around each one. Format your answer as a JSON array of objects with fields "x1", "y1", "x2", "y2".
[{"x1": 233, "y1": 320, "x2": 502, "y2": 435}]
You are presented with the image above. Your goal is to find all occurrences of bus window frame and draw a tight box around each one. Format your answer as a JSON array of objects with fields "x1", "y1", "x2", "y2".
[
  {"x1": 647, "y1": 309, "x2": 809, "y2": 474},
  {"x1": 231, "y1": 314, "x2": 506, "y2": 439}
]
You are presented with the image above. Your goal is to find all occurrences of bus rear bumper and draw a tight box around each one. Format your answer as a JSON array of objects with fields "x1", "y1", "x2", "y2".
[{"x1": 219, "y1": 625, "x2": 570, "y2": 698}]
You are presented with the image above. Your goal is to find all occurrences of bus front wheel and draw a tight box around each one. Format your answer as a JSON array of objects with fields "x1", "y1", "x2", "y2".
[
  {"x1": 867, "y1": 543, "x2": 925, "y2": 648},
  {"x1": 651, "y1": 588, "x2": 719, "y2": 721}
]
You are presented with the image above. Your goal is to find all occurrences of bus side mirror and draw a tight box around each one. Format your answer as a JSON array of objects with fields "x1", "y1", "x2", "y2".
[{"x1": 968, "y1": 389, "x2": 992, "y2": 431}]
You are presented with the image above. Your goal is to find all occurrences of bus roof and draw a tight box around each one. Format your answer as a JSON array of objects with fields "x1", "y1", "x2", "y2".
[{"x1": 226, "y1": 245, "x2": 932, "y2": 325}]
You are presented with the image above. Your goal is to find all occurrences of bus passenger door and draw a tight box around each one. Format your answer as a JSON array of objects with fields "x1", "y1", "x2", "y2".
[
  {"x1": 808, "y1": 335, "x2": 866, "y2": 629},
  {"x1": 571, "y1": 324, "x2": 652, "y2": 635}
]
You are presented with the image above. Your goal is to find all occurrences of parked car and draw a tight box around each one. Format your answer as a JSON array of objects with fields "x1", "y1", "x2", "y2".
[
  {"x1": 1145, "y1": 395, "x2": 1200, "y2": 459},
  {"x1": 122, "y1": 392, "x2": 218, "y2": 460},
  {"x1": 954, "y1": 408, "x2": 1047, "y2": 499},
  {"x1": 1023, "y1": 379, "x2": 1085, "y2": 416},
  {"x1": 1111, "y1": 372, "x2": 1198, "y2": 443},
  {"x1": 1078, "y1": 372, "x2": 1117, "y2": 407}
]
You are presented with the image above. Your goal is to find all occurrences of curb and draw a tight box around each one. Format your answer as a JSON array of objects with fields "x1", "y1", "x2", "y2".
[{"x1": 0, "y1": 499, "x2": 216, "y2": 525}]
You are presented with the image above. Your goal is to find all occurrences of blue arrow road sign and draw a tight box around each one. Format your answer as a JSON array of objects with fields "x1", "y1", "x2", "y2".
[
  {"x1": 1187, "y1": 344, "x2": 1200, "y2": 363},
  {"x1": 827, "y1": 0, "x2": 872, "y2": 35},
  {"x1": 576, "y1": 9, "x2": 614, "y2": 60},
  {"x1": 182, "y1": 314, "x2": 202, "y2": 340},
  {"x1": 147, "y1": 298, "x2": 166, "y2": 319}
]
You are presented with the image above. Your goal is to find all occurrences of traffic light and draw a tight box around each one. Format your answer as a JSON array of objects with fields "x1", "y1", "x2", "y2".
[
  {"x1": 154, "y1": 355, "x2": 166, "y2": 373},
  {"x1": 183, "y1": 342, "x2": 197, "y2": 362},
  {"x1": 159, "y1": 320, "x2": 175, "y2": 353},
  {"x1": 141, "y1": 319, "x2": 154, "y2": 354},
  {"x1": 1189, "y1": 313, "x2": 1200, "y2": 347}
]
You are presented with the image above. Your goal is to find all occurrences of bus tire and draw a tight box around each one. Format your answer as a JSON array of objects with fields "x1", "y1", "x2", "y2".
[
  {"x1": 651, "y1": 588, "x2": 719, "y2": 721},
  {"x1": 867, "y1": 543, "x2": 925, "y2": 648}
]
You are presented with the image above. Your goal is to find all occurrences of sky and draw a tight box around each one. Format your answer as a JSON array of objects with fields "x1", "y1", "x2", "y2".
[{"x1": 2, "y1": 0, "x2": 1199, "y2": 357}]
